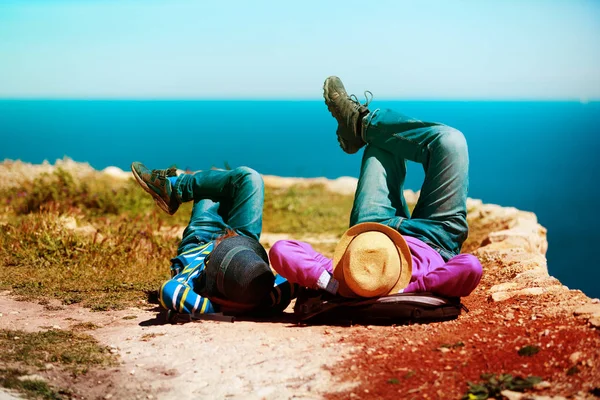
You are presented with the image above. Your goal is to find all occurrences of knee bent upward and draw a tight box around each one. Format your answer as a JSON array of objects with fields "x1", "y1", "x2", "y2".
[
  {"x1": 268, "y1": 240, "x2": 297, "y2": 272},
  {"x1": 433, "y1": 128, "x2": 468, "y2": 158},
  {"x1": 232, "y1": 166, "x2": 263, "y2": 189}
]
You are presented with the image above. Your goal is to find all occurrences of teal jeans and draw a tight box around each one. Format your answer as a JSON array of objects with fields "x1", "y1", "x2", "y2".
[
  {"x1": 351, "y1": 108, "x2": 469, "y2": 260},
  {"x1": 173, "y1": 167, "x2": 264, "y2": 254}
]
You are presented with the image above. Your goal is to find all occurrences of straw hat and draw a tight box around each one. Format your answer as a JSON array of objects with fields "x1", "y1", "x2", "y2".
[{"x1": 333, "y1": 222, "x2": 412, "y2": 298}]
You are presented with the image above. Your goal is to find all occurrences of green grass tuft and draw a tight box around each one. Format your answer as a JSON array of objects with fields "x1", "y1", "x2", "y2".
[
  {"x1": 0, "y1": 368, "x2": 64, "y2": 400},
  {"x1": 517, "y1": 345, "x2": 540, "y2": 357},
  {"x1": 0, "y1": 328, "x2": 117, "y2": 398},
  {"x1": 70, "y1": 322, "x2": 100, "y2": 332},
  {"x1": 463, "y1": 373, "x2": 542, "y2": 400},
  {"x1": 0, "y1": 329, "x2": 118, "y2": 373}
]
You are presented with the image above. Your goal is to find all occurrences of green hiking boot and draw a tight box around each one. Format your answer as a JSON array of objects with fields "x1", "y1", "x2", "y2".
[
  {"x1": 131, "y1": 162, "x2": 180, "y2": 215},
  {"x1": 323, "y1": 76, "x2": 372, "y2": 154}
]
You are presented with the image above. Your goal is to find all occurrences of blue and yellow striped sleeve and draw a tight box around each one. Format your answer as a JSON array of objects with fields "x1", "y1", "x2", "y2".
[
  {"x1": 159, "y1": 279, "x2": 216, "y2": 314},
  {"x1": 160, "y1": 241, "x2": 218, "y2": 314}
]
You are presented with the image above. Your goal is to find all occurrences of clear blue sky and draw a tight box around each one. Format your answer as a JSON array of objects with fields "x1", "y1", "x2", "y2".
[{"x1": 1, "y1": 0, "x2": 599, "y2": 99}]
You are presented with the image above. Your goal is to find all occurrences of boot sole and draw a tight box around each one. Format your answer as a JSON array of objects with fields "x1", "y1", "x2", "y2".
[
  {"x1": 323, "y1": 77, "x2": 363, "y2": 154},
  {"x1": 322, "y1": 78, "x2": 337, "y2": 115},
  {"x1": 130, "y1": 163, "x2": 173, "y2": 215}
]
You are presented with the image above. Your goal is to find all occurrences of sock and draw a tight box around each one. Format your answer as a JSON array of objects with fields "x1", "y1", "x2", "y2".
[{"x1": 168, "y1": 176, "x2": 178, "y2": 187}]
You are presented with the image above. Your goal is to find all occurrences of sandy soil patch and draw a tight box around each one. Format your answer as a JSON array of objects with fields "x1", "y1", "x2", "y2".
[{"x1": 0, "y1": 294, "x2": 355, "y2": 400}]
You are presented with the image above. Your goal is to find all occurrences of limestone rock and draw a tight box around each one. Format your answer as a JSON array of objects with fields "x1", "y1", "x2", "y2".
[
  {"x1": 17, "y1": 374, "x2": 46, "y2": 383},
  {"x1": 490, "y1": 287, "x2": 546, "y2": 302},
  {"x1": 569, "y1": 351, "x2": 583, "y2": 364},
  {"x1": 102, "y1": 166, "x2": 131, "y2": 180},
  {"x1": 501, "y1": 390, "x2": 524, "y2": 400},
  {"x1": 59, "y1": 216, "x2": 104, "y2": 242},
  {"x1": 573, "y1": 303, "x2": 600, "y2": 328}
]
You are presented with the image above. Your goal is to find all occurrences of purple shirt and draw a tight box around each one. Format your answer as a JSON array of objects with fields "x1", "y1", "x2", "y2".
[{"x1": 269, "y1": 235, "x2": 482, "y2": 298}]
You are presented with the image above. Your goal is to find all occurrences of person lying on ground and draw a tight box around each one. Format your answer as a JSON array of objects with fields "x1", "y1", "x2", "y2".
[
  {"x1": 130, "y1": 163, "x2": 296, "y2": 317},
  {"x1": 269, "y1": 76, "x2": 482, "y2": 299}
]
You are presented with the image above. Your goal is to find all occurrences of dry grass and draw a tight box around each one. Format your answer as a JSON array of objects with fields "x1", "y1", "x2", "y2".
[
  {"x1": 0, "y1": 169, "x2": 355, "y2": 310},
  {"x1": 262, "y1": 184, "x2": 353, "y2": 235},
  {"x1": 0, "y1": 212, "x2": 177, "y2": 310}
]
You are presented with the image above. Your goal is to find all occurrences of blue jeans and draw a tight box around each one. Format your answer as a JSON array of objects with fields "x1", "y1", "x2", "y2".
[
  {"x1": 173, "y1": 167, "x2": 264, "y2": 254},
  {"x1": 351, "y1": 108, "x2": 469, "y2": 260}
]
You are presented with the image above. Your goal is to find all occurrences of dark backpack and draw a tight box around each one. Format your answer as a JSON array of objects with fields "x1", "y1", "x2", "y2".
[{"x1": 294, "y1": 289, "x2": 466, "y2": 325}]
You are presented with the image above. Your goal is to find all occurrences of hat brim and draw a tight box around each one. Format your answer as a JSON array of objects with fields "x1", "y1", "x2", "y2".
[
  {"x1": 209, "y1": 295, "x2": 260, "y2": 312},
  {"x1": 333, "y1": 222, "x2": 412, "y2": 298}
]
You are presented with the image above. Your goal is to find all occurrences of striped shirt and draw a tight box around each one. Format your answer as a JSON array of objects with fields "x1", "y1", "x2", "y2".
[{"x1": 159, "y1": 241, "x2": 297, "y2": 315}]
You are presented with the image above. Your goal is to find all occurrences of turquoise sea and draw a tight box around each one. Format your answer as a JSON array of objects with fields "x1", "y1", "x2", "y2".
[{"x1": 1, "y1": 100, "x2": 599, "y2": 298}]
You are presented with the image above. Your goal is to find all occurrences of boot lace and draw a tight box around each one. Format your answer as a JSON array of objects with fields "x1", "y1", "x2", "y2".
[
  {"x1": 349, "y1": 90, "x2": 373, "y2": 109},
  {"x1": 153, "y1": 166, "x2": 178, "y2": 178}
]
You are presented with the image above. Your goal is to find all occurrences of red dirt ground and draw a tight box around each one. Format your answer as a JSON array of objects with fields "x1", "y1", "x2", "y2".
[{"x1": 325, "y1": 289, "x2": 600, "y2": 399}]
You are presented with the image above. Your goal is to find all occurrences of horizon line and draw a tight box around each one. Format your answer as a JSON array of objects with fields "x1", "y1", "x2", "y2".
[{"x1": 0, "y1": 96, "x2": 598, "y2": 103}]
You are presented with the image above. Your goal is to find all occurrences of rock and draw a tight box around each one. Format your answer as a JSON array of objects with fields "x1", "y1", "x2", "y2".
[
  {"x1": 534, "y1": 381, "x2": 551, "y2": 390},
  {"x1": 485, "y1": 226, "x2": 547, "y2": 254},
  {"x1": 491, "y1": 287, "x2": 546, "y2": 302},
  {"x1": 17, "y1": 374, "x2": 46, "y2": 383},
  {"x1": 501, "y1": 390, "x2": 524, "y2": 400},
  {"x1": 573, "y1": 303, "x2": 600, "y2": 316},
  {"x1": 573, "y1": 304, "x2": 600, "y2": 327},
  {"x1": 569, "y1": 351, "x2": 582, "y2": 364},
  {"x1": 102, "y1": 166, "x2": 131, "y2": 180},
  {"x1": 490, "y1": 282, "x2": 519, "y2": 293},
  {"x1": 327, "y1": 177, "x2": 359, "y2": 196},
  {"x1": 59, "y1": 216, "x2": 103, "y2": 242}
]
